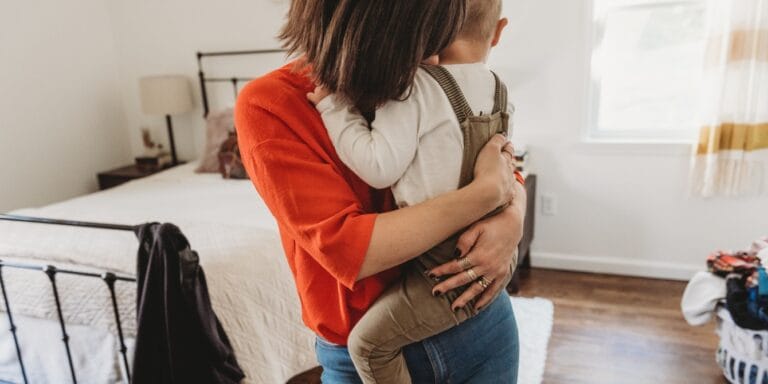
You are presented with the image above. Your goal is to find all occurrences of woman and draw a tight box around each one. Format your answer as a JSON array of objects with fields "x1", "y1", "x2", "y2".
[{"x1": 235, "y1": 1, "x2": 525, "y2": 382}]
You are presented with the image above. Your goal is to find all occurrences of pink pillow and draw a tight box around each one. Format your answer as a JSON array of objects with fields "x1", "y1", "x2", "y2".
[{"x1": 196, "y1": 108, "x2": 234, "y2": 173}]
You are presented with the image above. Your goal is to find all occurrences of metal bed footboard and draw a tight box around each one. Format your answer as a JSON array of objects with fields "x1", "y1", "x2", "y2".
[{"x1": 0, "y1": 214, "x2": 137, "y2": 384}]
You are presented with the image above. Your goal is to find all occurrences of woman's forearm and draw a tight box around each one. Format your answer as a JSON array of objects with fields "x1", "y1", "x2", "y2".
[{"x1": 357, "y1": 180, "x2": 503, "y2": 281}]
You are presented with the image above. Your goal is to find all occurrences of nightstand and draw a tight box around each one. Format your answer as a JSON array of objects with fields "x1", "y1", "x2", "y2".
[
  {"x1": 97, "y1": 163, "x2": 179, "y2": 191},
  {"x1": 508, "y1": 174, "x2": 536, "y2": 294}
]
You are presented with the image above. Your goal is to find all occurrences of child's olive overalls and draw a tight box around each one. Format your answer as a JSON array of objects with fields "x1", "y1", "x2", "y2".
[{"x1": 347, "y1": 65, "x2": 513, "y2": 384}]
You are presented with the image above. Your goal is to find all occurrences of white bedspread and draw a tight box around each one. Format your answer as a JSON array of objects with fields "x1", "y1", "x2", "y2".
[{"x1": 0, "y1": 163, "x2": 316, "y2": 383}]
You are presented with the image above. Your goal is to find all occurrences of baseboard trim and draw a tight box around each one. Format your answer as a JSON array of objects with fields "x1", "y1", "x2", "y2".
[{"x1": 530, "y1": 251, "x2": 700, "y2": 281}]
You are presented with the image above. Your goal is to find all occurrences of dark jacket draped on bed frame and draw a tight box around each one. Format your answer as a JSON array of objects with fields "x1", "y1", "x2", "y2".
[{"x1": 133, "y1": 223, "x2": 244, "y2": 383}]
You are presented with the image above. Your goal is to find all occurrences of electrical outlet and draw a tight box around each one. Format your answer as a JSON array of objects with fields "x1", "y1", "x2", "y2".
[{"x1": 541, "y1": 194, "x2": 557, "y2": 216}]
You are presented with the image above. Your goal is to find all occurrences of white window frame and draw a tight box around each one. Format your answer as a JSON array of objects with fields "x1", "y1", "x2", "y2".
[{"x1": 585, "y1": 0, "x2": 709, "y2": 144}]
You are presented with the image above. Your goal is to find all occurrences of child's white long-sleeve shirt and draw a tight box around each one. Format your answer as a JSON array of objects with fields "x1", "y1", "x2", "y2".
[{"x1": 315, "y1": 63, "x2": 503, "y2": 208}]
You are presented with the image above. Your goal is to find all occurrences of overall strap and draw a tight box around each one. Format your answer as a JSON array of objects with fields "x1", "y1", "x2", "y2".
[
  {"x1": 420, "y1": 65, "x2": 474, "y2": 123},
  {"x1": 491, "y1": 71, "x2": 508, "y2": 114}
]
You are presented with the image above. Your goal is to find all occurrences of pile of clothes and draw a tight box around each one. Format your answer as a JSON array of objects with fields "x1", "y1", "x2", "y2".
[
  {"x1": 683, "y1": 236, "x2": 768, "y2": 384},
  {"x1": 683, "y1": 236, "x2": 768, "y2": 328}
]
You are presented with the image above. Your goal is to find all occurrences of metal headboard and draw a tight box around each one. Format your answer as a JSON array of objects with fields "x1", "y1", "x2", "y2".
[{"x1": 196, "y1": 49, "x2": 287, "y2": 118}]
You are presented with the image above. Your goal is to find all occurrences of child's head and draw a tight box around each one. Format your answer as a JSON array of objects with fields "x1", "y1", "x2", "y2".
[
  {"x1": 442, "y1": 0, "x2": 508, "y2": 62},
  {"x1": 461, "y1": 0, "x2": 504, "y2": 42},
  {"x1": 280, "y1": 0, "x2": 467, "y2": 114}
]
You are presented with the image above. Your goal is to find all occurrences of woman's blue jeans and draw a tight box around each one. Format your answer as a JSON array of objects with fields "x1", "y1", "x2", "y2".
[{"x1": 315, "y1": 293, "x2": 519, "y2": 383}]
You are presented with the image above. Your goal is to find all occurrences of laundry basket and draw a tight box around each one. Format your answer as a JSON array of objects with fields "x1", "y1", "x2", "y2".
[{"x1": 717, "y1": 307, "x2": 768, "y2": 384}]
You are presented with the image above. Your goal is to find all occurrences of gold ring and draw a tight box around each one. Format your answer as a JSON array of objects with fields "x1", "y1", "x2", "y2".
[
  {"x1": 457, "y1": 256, "x2": 473, "y2": 271},
  {"x1": 478, "y1": 278, "x2": 490, "y2": 289},
  {"x1": 465, "y1": 268, "x2": 478, "y2": 282}
]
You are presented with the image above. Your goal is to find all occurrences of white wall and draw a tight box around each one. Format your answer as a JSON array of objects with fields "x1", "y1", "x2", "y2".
[
  {"x1": 0, "y1": 0, "x2": 132, "y2": 212},
  {"x1": 107, "y1": 0, "x2": 290, "y2": 162},
  {"x1": 491, "y1": 0, "x2": 767, "y2": 280}
]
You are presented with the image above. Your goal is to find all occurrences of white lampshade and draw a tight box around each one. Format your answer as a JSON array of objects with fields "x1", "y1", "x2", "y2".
[{"x1": 139, "y1": 75, "x2": 194, "y2": 116}]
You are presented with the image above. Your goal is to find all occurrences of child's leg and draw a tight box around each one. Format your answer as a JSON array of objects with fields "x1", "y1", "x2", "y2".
[{"x1": 348, "y1": 266, "x2": 475, "y2": 384}]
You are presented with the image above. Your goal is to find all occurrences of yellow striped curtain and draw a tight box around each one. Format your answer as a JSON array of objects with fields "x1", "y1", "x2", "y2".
[{"x1": 690, "y1": 0, "x2": 768, "y2": 197}]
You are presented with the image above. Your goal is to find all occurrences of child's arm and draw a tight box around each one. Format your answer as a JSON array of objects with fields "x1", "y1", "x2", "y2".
[{"x1": 308, "y1": 87, "x2": 420, "y2": 189}]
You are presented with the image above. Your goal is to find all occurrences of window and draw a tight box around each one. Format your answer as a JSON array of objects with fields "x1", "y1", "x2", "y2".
[{"x1": 588, "y1": 0, "x2": 709, "y2": 142}]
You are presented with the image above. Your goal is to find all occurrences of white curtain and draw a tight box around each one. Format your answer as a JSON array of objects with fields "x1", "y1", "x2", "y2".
[{"x1": 690, "y1": 0, "x2": 768, "y2": 197}]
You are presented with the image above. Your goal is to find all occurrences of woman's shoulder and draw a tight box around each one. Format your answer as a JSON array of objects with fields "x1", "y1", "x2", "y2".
[
  {"x1": 238, "y1": 61, "x2": 313, "y2": 110},
  {"x1": 236, "y1": 61, "x2": 317, "y2": 143}
]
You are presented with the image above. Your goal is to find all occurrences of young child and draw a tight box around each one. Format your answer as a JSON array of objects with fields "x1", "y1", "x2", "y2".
[{"x1": 307, "y1": 1, "x2": 515, "y2": 383}]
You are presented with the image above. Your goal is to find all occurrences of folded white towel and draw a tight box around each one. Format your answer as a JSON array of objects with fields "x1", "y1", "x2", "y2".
[{"x1": 682, "y1": 271, "x2": 727, "y2": 326}]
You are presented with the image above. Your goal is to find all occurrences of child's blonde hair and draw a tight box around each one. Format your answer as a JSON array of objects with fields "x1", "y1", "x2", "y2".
[{"x1": 459, "y1": 0, "x2": 503, "y2": 42}]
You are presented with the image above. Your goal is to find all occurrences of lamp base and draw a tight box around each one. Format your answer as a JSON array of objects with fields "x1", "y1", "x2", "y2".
[{"x1": 165, "y1": 115, "x2": 179, "y2": 165}]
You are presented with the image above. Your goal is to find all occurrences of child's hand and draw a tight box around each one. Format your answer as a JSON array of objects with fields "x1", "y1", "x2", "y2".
[{"x1": 307, "y1": 85, "x2": 331, "y2": 105}]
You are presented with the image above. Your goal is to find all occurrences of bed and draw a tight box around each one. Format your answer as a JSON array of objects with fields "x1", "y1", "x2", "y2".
[
  {"x1": 0, "y1": 163, "x2": 317, "y2": 383},
  {"x1": 0, "y1": 48, "x2": 320, "y2": 384}
]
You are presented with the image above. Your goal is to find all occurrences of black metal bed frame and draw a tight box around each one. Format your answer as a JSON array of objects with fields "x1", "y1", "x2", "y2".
[
  {"x1": 196, "y1": 49, "x2": 286, "y2": 118},
  {"x1": 0, "y1": 214, "x2": 136, "y2": 384},
  {"x1": 0, "y1": 48, "x2": 285, "y2": 383}
]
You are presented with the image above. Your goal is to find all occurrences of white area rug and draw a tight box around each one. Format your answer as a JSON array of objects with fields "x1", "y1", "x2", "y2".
[{"x1": 511, "y1": 296, "x2": 554, "y2": 384}]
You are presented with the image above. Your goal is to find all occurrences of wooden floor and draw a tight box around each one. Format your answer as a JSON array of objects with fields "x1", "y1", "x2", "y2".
[
  {"x1": 288, "y1": 268, "x2": 726, "y2": 383},
  {"x1": 518, "y1": 268, "x2": 724, "y2": 384}
]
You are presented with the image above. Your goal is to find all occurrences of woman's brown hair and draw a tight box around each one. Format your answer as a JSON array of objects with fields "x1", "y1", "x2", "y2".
[{"x1": 280, "y1": 0, "x2": 467, "y2": 114}]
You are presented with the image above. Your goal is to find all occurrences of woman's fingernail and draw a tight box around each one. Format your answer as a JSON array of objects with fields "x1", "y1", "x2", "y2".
[
  {"x1": 432, "y1": 290, "x2": 441, "y2": 297},
  {"x1": 428, "y1": 272, "x2": 437, "y2": 279},
  {"x1": 476, "y1": 306, "x2": 483, "y2": 312},
  {"x1": 453, "y1": 249, "x2": 461, "y2": 258}
]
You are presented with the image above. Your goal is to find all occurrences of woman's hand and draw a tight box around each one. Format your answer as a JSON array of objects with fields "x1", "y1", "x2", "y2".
[
  {"x1": 472, "y1": 134, "x2": 518, "y2": 208},
  {"x1": 428, "y1": 181, "x2": 526, "y2": 312}
]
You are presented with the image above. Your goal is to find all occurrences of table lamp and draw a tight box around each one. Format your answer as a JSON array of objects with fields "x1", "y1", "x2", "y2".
[{"x1": 139, "y1": 75, "x2": 194, "y2": 165}]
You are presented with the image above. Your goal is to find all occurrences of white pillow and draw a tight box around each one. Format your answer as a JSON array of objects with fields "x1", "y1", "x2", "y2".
[{"x1": 196, "y1": 108, "x2": 234, "y2": 173}]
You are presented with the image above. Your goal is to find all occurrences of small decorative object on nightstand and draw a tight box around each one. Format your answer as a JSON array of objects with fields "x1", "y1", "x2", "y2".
[
  {"x1": 97, "y1": 163, "x2": 177, "y2": 191},
  {"x1": 135, "y1": 128, "x2": 171, "y2": 172}
]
